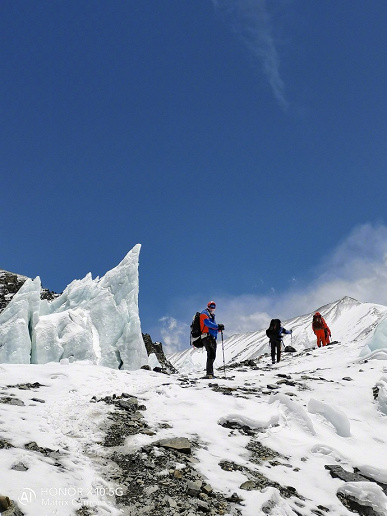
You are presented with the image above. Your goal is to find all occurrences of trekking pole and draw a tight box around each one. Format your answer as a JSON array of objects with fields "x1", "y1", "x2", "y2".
[{"x1": 221, "y1": 331, "x2": 226, "y2": 378}]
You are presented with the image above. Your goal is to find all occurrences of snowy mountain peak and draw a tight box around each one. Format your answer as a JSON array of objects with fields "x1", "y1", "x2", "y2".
[{"x1": 316, "y1": 295, "x2": 360, "y2": 313}]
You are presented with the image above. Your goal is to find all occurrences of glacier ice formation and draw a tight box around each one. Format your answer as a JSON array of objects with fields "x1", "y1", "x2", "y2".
[{"x1": 0, "y1": 244, "x2": 148, "y2": 370}]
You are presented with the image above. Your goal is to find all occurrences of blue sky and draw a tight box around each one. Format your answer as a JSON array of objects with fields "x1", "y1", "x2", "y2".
[{"x1": 1, "y1": 1, "x2": 387, "y2": 351}]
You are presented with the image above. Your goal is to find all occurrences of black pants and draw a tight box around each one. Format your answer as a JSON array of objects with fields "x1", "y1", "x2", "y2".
[
  {"x1": 270, "y1": 339, "x2": 282, "y2": 363},
  {"x1": 203, "y1": 335, "x2": 217, "y2": 375}
]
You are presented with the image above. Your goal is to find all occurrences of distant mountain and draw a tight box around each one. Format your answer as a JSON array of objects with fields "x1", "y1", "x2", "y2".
[
  {"x1": 168, "y1": 296, "x2": 387, "y2": 370},
  {"x1": 0, "y1": 269, "x2": 58, "y2": 312}
]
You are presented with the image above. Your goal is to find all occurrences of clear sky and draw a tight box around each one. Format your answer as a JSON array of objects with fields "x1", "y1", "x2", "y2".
[{"x1": 1, "y1": 1, "x2": 387, "y2": 351}]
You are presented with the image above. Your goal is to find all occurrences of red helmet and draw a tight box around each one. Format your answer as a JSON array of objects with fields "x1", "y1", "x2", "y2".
[
  {"x1": 315, "y1": 312, "x2": 321, "y2": 316},
  {"x1": 207, "y1": 301, "x2": 216, "y2": 309}
]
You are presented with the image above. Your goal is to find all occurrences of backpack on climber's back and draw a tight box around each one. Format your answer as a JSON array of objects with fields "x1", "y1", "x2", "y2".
[
  {"x1": 266, "y1": 319, "x2": 281, "y2": 340},
  {"x1": 312, "y1": 313, "x2": 324, "y2": 330},
  {"x1": 190, "y1": 312, "x2": 204, "y2": 348}
]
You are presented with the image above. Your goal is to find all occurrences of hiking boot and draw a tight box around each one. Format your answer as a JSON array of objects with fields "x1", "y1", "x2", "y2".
[{"x1": 205, "y1": 375, "x2": 213, "y2": 379}]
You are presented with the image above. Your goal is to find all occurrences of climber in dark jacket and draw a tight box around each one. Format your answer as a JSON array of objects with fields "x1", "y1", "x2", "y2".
[
  {"x1": 199, "y1": 301, "x2": 224, "y2": 379},
  {"x1": 266, "y1": 319, "x2": 292, "y2": 364}
]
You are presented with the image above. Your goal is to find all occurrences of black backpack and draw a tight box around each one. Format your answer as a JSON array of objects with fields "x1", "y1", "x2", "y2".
[
  {"x1": 266, "y1": 319, "x2": 281, "y2": 340},
  {"x1": 191, "y1": 312, "x2": 201, "y2": 339},
  {"x1": 190, "y1": 312, "x2": 204, "y2": 348},
  {"x1": 312, "y1": 314, "x2": 323, "y2": 330}
]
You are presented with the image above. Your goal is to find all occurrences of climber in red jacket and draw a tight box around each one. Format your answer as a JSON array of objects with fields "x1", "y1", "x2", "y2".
[{"x1": 312, "y1": 312, "x2": 331, "y2": 347}]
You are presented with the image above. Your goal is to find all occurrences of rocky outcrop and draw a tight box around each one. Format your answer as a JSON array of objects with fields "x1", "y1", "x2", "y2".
[
  {"x1": 0, "y1": 494, "x2": 24, "y2": 515},
  {"x1": 142, "y1": 333, "x2": 178, "y2": 374},
  {"x1": 326, "y1": 464, "x2": 387, "y2": 515},
  {"x1": 0, "y1": 269, "x2": 58, "y2": 313},
  {"x1": 0, "y1": 271, "x2": 27, "y2": 312}
]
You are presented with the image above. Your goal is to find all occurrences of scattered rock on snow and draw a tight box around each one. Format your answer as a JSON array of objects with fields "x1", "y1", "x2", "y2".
[
  {"x1": 0, "y1": 439, "x2": 14, "y2": 449},
  {"x1": 11, "y1": 462, "x2": 28, "y2": 471},
  {"x1": 326, "y1": 464, "x2": 387, "y2": 515},
  {"x1": 6, "y1": 382, "x2": 45, "y2": 390},
  {"x1": 0, "y1": 495, "x2": 11, "y2": 512},
  {"x1": 0, "y1": 397, "x2": 24, "y2": 406},
  {"x1": 157, "y1": 437, "x2": 192, "y2": 455}
]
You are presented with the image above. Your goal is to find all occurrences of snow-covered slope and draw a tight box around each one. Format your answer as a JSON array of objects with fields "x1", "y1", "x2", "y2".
[
  {"x1": 1, "y1": 315, "x2": 387, "y2": 515},
  {"x1": 169, "y1": 297, "x2": 387, "y2": 373}
]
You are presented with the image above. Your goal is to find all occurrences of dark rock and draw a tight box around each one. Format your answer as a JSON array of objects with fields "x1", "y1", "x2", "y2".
[
  {"x1": 118, "y1": 398, "x2": 138, "y2": 411},
  {"x1": 276, "y1": 379, "x2": 297, "y2": 387},
  {"x1": 0, "y1": 439, "x2": 14, "y2": 449},
  {"x1": 210, "y1": 384, "x2": 238, "y2": 396},
  {"x1": 186, "y1": 479, "x2": 202, "y2": 496},
  {"x1": 373, "y1": 386, "x2": 379, "y2": 399},
  {"x1": 24, "y1": 441, "x2": 60, "y2": 458},
  {"x1": 142, "y1": 333, "x2": 178, "y2": 374},
  {"x1": 353, "y1": 467, "x2": 387, "y2": 495},
  {"x1": 284, "y1": 346, "x2": 296, "y2": 352},
  {"x1": 337, "y1": 491, "x2": 380, "y2": 516},
  {"x1": 75, "y1": 507, "x2": 96, "y2": 516},
  {"x1": 0, "y1": 271, "x2": 28, "y2": 312},
  {"x1": 325, "y1": 464, "x2": 371, "y2": 484},
  {"x1": 238, "y1": 464, "x2": 303, "y2": 501},
  {"x1": 202, "y1": 484, "x2": 213, "y2": 495},
  {"x1": 242, "y1": 360, "x2": 257, "y2": 367},
  {"x1": 326, "y1": 464, "x2": 387, "y2": 513},
  {"x1": 196, "y1": 499, "x2": 211, "y2": 512},
  {"x1": 219, "y1": 461, "x2": 244, "y2": 472},
  {"x1": 0, "y1": 495, "x2": 11, "y2": 512},
  {"x1": 12, "y1": 382, "x2": 44, "y2": 390},
  {"x1": 240, "y1": 480, "x2": 257, "y2": 491},
  {"x1": 226, "y1": 492, "x2": 244, "y2": 503},
  {"x1": 157, "y1": 437, "x2": 192, "y2": 455},
  {"x1": 0, "y1": 397, "x2": 24, "y2": 406},
  {"x1": 247, "y1": 440, "x2": 285, "y2": 464},
  {"x1": 0, "y1": 269, "x2": 58, "y2": 314},
  {"x1": 0, "y1": 497, "x2": 24, "y2": 515},
  {"x1": 218, "y1": 420, "x2": 257, "y2": 436},
  {"x1": 11, "y1": 463, "x2": 28, "y2": 472}
]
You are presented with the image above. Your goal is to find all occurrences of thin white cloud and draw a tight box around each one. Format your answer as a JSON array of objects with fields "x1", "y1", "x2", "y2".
[
  {"x1": 222, "y1": 223, "x2": 387, "y2": 330},
  {"x1": 160, "y1": 223, "x2": 387, "y2": 352},
  {"x1": 213, "y1": 0, "x2": 288, "y2": 110},
  {"x1": 159, "y1": 315, "x2": 188, "y2": 355}
]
